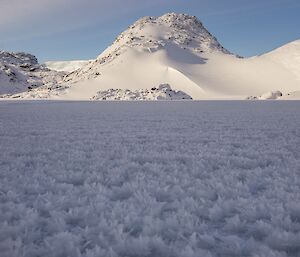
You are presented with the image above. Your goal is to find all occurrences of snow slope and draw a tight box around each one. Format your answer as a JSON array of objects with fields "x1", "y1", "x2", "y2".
[
  {"x1": 1, "y1": 101, "x2": 300, "y2": 257},
  {"x1": 1, "y1": 13, "x2": 300, "y2": 99},
  {"x1": 44, "y1": 60, "x2": 92, "y2": 72},
  {"x1": 261, "y1": 40, "x2": 300, "y2": 81}
]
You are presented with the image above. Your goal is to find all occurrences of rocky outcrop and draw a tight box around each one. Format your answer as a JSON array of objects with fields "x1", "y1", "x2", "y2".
[
  {"x1": 91, "y1": 84, "x2": 192, "y2": 101},
  {"x1": 0, "y1": 51, "x2": 65, "y2": 95}
]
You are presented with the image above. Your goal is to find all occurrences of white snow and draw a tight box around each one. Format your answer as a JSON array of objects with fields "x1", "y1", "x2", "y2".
[
  {"x1": 91, "y1": 84, "x2": 192, "y2": 100},
  {"x1": 1, "y1": 101, "x2": 300, "y2": 257},
  {"x1": 261, "y1": 40, "x2": 300, "y2": 81},
  {"x1": 44, "y1": 60, "x2": 93, "y2": 72},
  {"x1": 263, "y1": 91, "x2": 282, "y2": 100},
  {"x1": 281, "y1": 91, "x2": 300, "y2": 100},
  {"x1": 246, "y1": 90, "x2": 300, "y2": 100}
]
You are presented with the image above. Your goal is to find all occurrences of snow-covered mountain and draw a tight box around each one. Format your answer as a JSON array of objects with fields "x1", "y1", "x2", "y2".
[
  {"x1": 58, "y1": 13, "x2": 234, "y2": 100},
  {"x1": 0, "y1": 51, "x2": 65, "y2": 96},
  {"x1": 1, "y1": 13, "x2": 300, "y2": 99}
]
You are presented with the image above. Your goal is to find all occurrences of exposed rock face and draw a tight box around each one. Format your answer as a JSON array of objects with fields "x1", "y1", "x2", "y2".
[{"x1": 91, "y1": 84, "x2": 193, "y2": 101}]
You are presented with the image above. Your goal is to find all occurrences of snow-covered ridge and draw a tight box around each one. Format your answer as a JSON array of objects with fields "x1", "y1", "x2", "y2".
[
  {"x1": 0, "y1": 51, "x2": 65, "y2": 95},
  {"x1": 91, "y1": 84, "x2": 192, "y2": 100},
  {"x1": 0, "y1": 51, "x2": 38, "y2": 69}
]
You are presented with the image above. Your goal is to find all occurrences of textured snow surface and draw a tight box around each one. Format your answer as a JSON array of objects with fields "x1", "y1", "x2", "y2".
[
  {"x1": 1, "y1": 101, "x2": 300, "y2": 257},
  {"x1": 91, "y1": 84, "x2": 192, "y2": 100}
]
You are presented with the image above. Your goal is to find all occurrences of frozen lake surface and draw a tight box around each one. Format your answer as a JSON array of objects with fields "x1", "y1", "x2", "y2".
[{"x1": 1, "y1": 101, "x2": 300, "y2": 257}]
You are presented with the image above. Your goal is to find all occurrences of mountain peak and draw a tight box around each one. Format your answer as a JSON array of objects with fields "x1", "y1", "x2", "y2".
[
  {"x1": 157, "y1": 13, "x2": 204, "y2": 28},
  {"x1": 134, "y1": 13, "x2": 203, "y2": 28},
  {"x1": 96, "y1": 13, "x2": 230, "y2": 61}
]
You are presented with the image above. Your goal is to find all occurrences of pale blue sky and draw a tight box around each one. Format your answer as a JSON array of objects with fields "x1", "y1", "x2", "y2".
[{"x1": 0, "y1": 0, "x2": 299, "y2": 62}]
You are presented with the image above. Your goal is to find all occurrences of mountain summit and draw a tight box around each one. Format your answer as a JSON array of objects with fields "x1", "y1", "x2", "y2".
[{"x1": 101, "y1": 13, "x2": 230, "y2": 56}]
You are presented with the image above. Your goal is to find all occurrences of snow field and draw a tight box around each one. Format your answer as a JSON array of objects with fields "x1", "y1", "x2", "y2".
[{"x1": 0, "y1": 101, "x2": 300, "y2": 257}]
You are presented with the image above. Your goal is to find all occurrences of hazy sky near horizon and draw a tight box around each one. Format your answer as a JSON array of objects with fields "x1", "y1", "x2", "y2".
[{"x1": 0, "y1": 0, "x2": 299, "y2": 62}]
